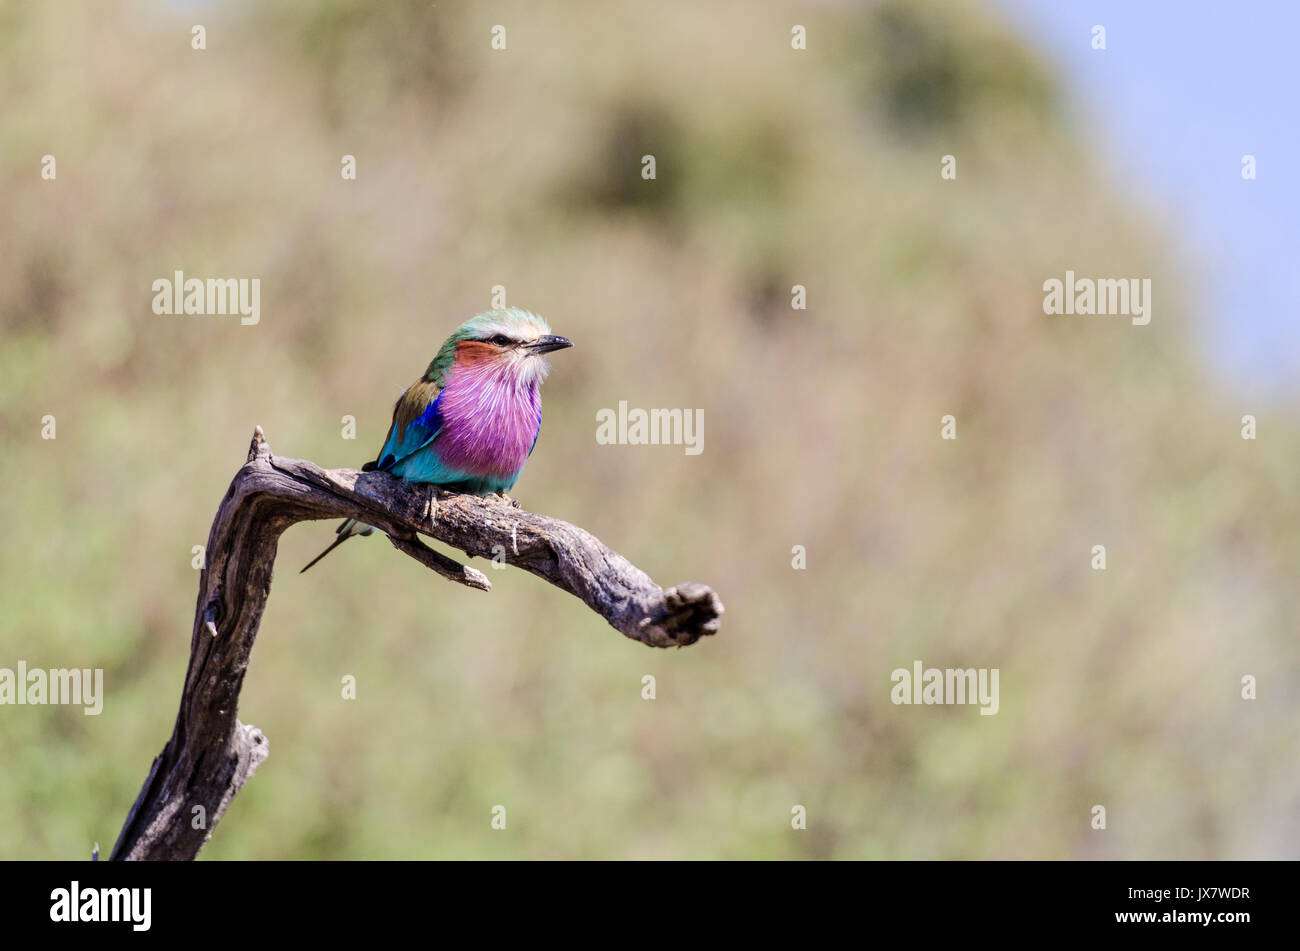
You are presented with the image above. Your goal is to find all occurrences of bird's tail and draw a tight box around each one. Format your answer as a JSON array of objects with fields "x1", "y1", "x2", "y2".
[{"x1": 300, "y1": 518, "x2": 376, "y2": 573}]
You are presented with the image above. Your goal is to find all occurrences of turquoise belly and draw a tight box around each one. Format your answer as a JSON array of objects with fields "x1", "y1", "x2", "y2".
[{"x1": 389, "y1": 449, "x2": 520, "y2": 495}]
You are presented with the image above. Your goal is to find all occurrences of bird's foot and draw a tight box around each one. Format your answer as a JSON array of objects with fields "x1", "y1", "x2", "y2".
[{"x1": 496, "y1": 490, "x2": 521, "y2": 509}]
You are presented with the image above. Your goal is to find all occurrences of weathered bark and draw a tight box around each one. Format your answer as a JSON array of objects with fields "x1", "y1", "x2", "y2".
[{"x1": 111, "y1": 427, "x2": 722, "y2": 860}]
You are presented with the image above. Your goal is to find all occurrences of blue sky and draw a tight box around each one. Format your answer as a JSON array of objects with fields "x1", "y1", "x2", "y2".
[{"x1": 993, "y1": 0, "x2": 1300, "y2": 397}]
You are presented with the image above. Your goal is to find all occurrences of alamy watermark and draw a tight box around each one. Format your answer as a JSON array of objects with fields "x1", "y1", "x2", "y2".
[
  {"x1": 152, "y1": 270, "x2": 260, "y2": 325},
  {"x1": 1043, "y1": 270, "x2": 1150, "y2": 326},
  {"x1": 50, "y1": 882, "x2": 150, "y2": 931},
  {"x1": 0, "y1": 662, "x2": 103, "y2": 715},
  {"x1": 891, "y1": 661, "x2": 999, "y2": 715},
  {"x1": 596, "y1": 400, "x2": 703, "y2": 455}
]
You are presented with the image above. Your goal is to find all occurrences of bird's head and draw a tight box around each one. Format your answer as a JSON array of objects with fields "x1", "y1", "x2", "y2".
[{"x1": 426, "y1": 308, "x2": 573, "y2": 386}]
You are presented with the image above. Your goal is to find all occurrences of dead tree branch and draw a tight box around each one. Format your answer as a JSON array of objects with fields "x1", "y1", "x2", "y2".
[{"x1": 111, "y1": 426, "x2": 722, "y2": 860}]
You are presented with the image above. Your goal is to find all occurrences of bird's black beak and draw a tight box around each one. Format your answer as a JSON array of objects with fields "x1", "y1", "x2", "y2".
[{"x1": 528, "y1": 334, "x2": 573, "y2": 354}]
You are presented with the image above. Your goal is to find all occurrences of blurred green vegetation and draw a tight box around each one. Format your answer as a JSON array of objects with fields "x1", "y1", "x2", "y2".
[{"x1": 1, "y1": 0, "x2": 1297, "y2": 859}]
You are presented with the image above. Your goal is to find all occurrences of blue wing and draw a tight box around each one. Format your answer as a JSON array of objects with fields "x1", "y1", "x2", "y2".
[
  {"x1": 528, "y1": 409, "x2": 541, "y2": 457},
  {"x1": 372, "y1": 387, "x2": 445, "y2": 473}
]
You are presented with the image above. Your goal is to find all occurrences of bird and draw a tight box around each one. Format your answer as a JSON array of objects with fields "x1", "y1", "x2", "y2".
[{"x1": 301, "y1": 307, "x2": 573, "y2": 573}]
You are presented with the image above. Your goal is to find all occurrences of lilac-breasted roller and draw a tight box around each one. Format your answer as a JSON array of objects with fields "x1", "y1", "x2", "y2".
[{"x1": 301, "y1": 308, "x2": 573, "y2": 572}]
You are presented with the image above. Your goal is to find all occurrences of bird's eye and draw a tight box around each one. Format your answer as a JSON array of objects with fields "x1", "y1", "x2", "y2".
[{"x1": 490, "y1": 335, "x2": 511, "y2": 346}]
